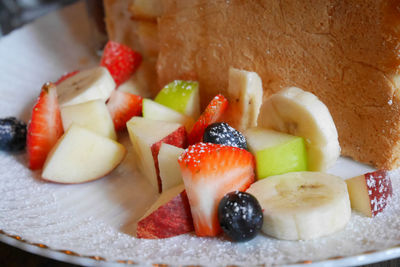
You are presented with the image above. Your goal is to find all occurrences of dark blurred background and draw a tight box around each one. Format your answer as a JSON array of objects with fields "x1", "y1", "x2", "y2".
[{"x1": 0, "y1": 0, "x2": 78, "y2": 36}]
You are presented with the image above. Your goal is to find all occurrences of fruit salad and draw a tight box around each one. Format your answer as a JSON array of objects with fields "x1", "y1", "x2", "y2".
[{"x1": 1, "y1": 40, "x2": 393, "y2": 243}]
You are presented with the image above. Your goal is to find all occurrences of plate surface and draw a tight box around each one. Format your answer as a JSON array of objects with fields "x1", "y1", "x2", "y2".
[{"x1": 0, "y1": 3, "x2": 399, "y2": 266}]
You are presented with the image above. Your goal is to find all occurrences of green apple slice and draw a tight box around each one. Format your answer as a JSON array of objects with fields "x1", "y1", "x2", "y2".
[
  {"x1": 245, "y1": 128, "x2": 308, "y2": 179},
  {"x1": 142, "y1": 99, "x2": 194, "y2": 131},
  {"x1": 155, "y1": 80, "x2": 200, "y2": 118}
]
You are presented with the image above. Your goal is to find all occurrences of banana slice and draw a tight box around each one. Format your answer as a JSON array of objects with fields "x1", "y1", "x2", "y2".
[
  {"x1": 224, "y1": 67, "x2": 263, "y2": 132},
  {"x1": 246, "y1": 171, "x2": 351, "y2": 240},
  {"x1": 258, "y1": 87, "x2": 340, "y2": 171},
  {"x1": 57, "y1": 67, "x2": 115, "y2": 107}
]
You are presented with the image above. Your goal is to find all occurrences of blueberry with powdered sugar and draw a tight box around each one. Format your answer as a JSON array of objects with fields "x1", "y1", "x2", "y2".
[
  {"x1": 0, "y1": 117, "x2": 27, "y2": 151},
  {"x1": 203, "y1": 122, "x2": 247, "y2": 150},
  {"x1": 218, "y1": 191, "x2": 263, "y2": 242}
]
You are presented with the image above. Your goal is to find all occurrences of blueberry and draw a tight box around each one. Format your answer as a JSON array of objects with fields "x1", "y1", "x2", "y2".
[
  {"x1": 203, "y1": 122, "x2": 247, "y2": 150},
  {"x1": 0, "y1": 117, "x2": 27, "y2": 151},
  {"x1": 218, "y1": 191, "x2": 263, "y2": 242}
]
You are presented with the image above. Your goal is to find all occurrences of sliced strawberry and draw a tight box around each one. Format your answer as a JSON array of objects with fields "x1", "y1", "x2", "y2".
[
  {"x1": 178, "y1": 143, "x2": 255, "y2": 237},
  {"x1": 55, "y1": 70, "x2": 79, "y2": 85},
  {"x1": 107, "y1": 90, "x2": 143, "y2": 131},
  {"x1": 100, "y1": 41, "x2": 142, "y2": 86},
  {"x1": 27, "y1": 83, "x2": 64, "y2": 170},
  {"x1": 188, "y1": 94, "x2": 229, "y2": 145}
]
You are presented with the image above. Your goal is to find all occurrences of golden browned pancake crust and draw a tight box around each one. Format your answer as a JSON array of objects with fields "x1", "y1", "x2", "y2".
[{"x1": 157, "y1": 0, "x2": 400, "y2": 169}]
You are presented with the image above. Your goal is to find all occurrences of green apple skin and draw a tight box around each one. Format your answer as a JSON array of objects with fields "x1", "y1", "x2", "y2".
[
  {"x1": 154, "y1": 80, "x2": 200, "y2": 118},
  {"x1": 245, "y1": 128, "x2": 308, "y2": 179},
  {"x1": 256, "y1": 137, "x2": 307, "y2": 179},
  {"x1": 142, "y1": 99, "x2": 194, "y2": 131}
]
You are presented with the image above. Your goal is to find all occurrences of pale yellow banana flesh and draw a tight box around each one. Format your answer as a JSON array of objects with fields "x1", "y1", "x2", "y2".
[
  {"x1": 57, "y1": 67, "x2": 115, "y2": 107},
  {"x1": 224, "y1": 67, "x2": 263, "y2": 132},
  {"x1": 246, "y1": 171, "x2": 351, "y2": 240}
]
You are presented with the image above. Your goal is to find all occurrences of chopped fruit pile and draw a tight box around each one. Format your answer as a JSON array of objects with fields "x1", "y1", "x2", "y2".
[
  {"x1": 5, "y1": 47, "x2": 391, "y2": 243},
  {"x1": 178, "y1": 143, "x2": 255, "y2": 236},
  {"x1": 25, "y1": 40, "x2": 143, "y2": 181}
]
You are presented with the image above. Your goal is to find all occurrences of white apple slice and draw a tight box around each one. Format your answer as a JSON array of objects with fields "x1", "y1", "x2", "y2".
[
  {"x1": 136, "y1": 184, "x2": 194, "y2": 239},
  {"x1": 245, "y1": 128, "x2": 308, "y2": 179},
  {"x1": 158, "y1": 143, "x2": 185, "y2": 191},
  {"x1": 155, "y1": 80, "x2": 200, "y2": 119},
  {"x1": 346, "y1": 170, "x2": 392, "y2": 217},
  {"x1": 57, "y1": 66, "x2": 115, "y2": 107},
  {"x1": 127, "y1": 117, "x2": 187, "y2": 192},
  {"x1": 42, "y1": 124, "x2": 126, "y2": 183},
  {"x1": 142, "y1": 99, "x2": 194, "y2": 131},
  {"x1": 60, "y1": 99, "x2": 117, "y2": 140}
]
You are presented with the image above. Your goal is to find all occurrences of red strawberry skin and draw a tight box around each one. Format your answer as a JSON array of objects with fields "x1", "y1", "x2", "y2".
[
  {"x1": 107, "y1": 90, "x2": 143, "y2": 131},
  {"x1": 55, "y1": 70, "x2": 79, "y2": 85},
  {"x1": 100, "y1": 41, "x2": 142, "y2": 86},
  {"x1": 151, "y1": 126, "x2": 187, "y2": 193},
  {"x1": 188, "y1": 94, "x2": 228, "y2": 145},
  {"x1": 27, "y1": 83, "x2": 64, "y2": 170},
  {"x1": 365, "y1": 170, "x2": 393, "y2": 217},
  {"x1": 178, "y1": 143, "x2": 255, "y2": 236},
  {"x1": 137, "y1": 190, "x2": 194, "y2": 239}
]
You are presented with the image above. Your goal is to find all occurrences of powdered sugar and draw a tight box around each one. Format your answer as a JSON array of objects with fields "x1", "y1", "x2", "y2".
[{"x1": 1, "y1": 137, "x2": 399, "y2": 266}]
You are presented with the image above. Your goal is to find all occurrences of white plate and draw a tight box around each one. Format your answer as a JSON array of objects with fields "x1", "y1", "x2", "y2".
[{"x1": 0, "y1": 2, "x2": 399, "y2": 266}]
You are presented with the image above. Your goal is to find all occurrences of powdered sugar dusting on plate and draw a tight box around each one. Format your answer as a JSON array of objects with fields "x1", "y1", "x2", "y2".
[{"x1": 0, "y1": 142, "x2": 399, "y2": 266}]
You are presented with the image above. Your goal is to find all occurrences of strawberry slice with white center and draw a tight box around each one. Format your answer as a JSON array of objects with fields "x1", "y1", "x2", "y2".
[
  {"x1": 107, "y1": 90, "x2": 143, "y2": 131},
  {"x1": 27, "y1": 83, "x2": 64, "y2": 170},
  {"x1": 100, "y1": 41, "x2": 142, "y2": 86},
  {"x1": 188, "y1": 94, "x2": 229, "y2": 145},
  {"x1": 178, "y1": 142, "x2": 255, "y2": 237}
]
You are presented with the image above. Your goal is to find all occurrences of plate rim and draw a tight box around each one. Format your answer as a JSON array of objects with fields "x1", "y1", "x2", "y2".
[{"x1": 1, "y1": 228, "x2": 399, "y2": 266}]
